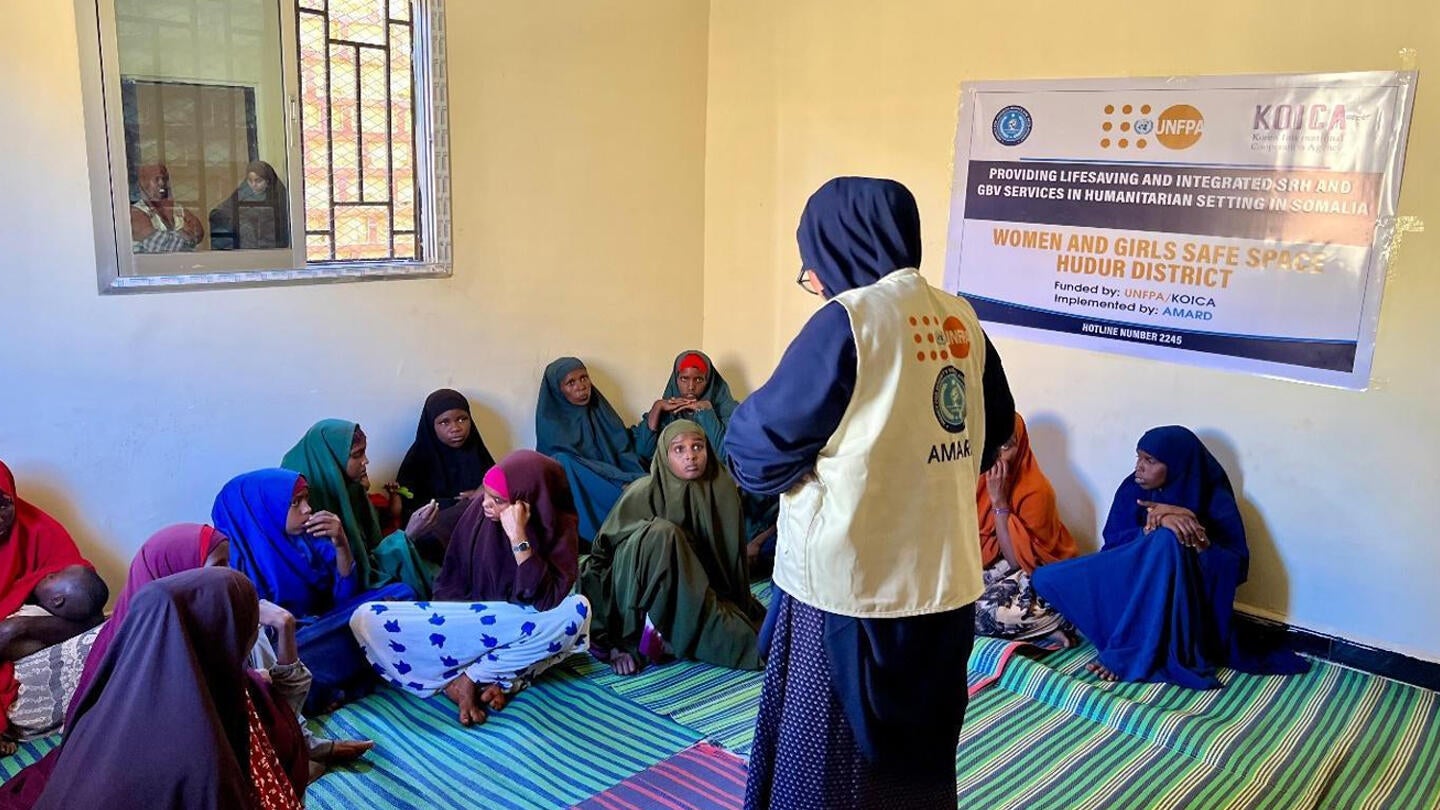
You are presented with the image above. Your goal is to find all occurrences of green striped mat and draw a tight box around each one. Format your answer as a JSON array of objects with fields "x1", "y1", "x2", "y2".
[
  {"x1": 304, "y1": 668, "x2": 701, "y2": 810},
  {"x1": 957, "y1": 643, "x2": 1440, "y2": 809}
]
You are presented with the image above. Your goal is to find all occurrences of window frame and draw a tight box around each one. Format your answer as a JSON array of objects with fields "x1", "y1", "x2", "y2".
[{"x1": 75, "y1": 0, "x2": 452, "y2": 294}]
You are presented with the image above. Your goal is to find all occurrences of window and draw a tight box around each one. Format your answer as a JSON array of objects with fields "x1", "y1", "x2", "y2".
[{"x1": 75, "y1": 0, "x2": 451, "y2": 292}]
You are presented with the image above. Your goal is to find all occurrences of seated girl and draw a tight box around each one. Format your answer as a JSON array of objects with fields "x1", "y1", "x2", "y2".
[
  {"x1": 71, "y1": 523, "x2": 372, "y2": 780},
  {"x1": 535, "y1": 358, "x2": 647, "y2": 542},
  {"x1": 631, "y1": 350, "x2": 779, "y2": 568},
  {"x1": 0, "y1": 461, "x2": 108, "y2": 753},
  {"x1": 1032, "y1": 425, "x2": 1309, "y2": 688},
  {"x1": 213, "y1": 468, "x2": 416, "y2": 712},
  {"x1": 1, "y1": 568, "x2": 308, "y2": 809},
  {"x1": 580, "y1": 420, "x2": 765, "y2": 676},
  {"x1": 350, "y1": 450, "x2": 590, "y2": 728},
  {"x1": 393, "y1": 389, "x2": 498, "y2": 562},
  {"x1": 282, "y1": 419, "x2": 436, "y2": 599},
  {"x1": 974, "y1": 413, "x2": 1078, "y2": 645}
]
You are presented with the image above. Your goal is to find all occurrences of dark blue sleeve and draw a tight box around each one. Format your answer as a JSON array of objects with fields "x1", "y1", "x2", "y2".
[
  {"x1": 724, "y1": 302, "x2": 856, "y2": 496},
  {"x1": 979, "y1": 333, "x2": 1015, "y2": 473}
]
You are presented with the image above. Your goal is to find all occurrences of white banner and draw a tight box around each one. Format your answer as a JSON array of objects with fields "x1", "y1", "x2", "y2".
[{"x1": 942, "y1": 72, "x2": 1418, "y2": 389}]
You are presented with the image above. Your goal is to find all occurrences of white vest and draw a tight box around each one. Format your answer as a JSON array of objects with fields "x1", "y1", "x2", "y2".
[{"x1": 773, "y1": 268, "x2": 988, "y2": 618}]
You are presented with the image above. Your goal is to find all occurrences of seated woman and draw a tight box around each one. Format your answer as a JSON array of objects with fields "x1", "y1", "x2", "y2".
[
  {"x1": 0, "y1": 568, "x2": 308, "y2": 810},
  {"x1": 1032, "y1": 425, "x2": 1309, "y2": 688},
  {"x1": 0, "y1": 461, "x2": 108, "y2": 754},
  {"x1": 208, "y1": 160, "x2": 290, "y2": 250},
  {"x1": 393, "y1": 389, "x2": 498, "y2": 562},
  {"x1": 351, "y1": 450, "x2": 590, "y2": 728},
  {"x1": 71, "y1": 523, "x2": 372, "y2": 779},
  {"x1": 535, "y1": 358, "x2": 647, "y2": 542},
  {"x1": 282, "y1": 419, "x2": 435, "y2": 600},
  {"x1": 213, "y1": 468, "x2": 416, "y2": 712},
  {"x1": 631, "y1": 350, "x2": 779, "y2": 568},
  {"x1": 580, "y1": 421, "x2": 765, "y2": 676},
  {"x1": 974, "y1": 413, "x2": 1078, "y2": 645}
]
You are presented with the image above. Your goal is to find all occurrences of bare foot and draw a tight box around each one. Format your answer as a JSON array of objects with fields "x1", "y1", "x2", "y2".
[
  {"x1": 0, "y1": 739, "x2": 15, "y2": 757},
  {"x1": 443, "y1": 674, "x2": 487, "y2": 726},
  {"x1": 609, "y1": 650, "x2": 641, "y2": 676},
  {"x1": 478, "y1": 683, "x2": 508, "y2": 712},
  {"x1": 1086, "y1": 660, "x2": 1119, "y2": 682},
  {"x1": 315, "y1": 739, "x2": 374, "y2": 763},
  {"x1": 308, "y1": 760, "x2": 326, "y2": 784},
  {"x1": 747, "y1": 527, "x2": 776, "y2": 568}
]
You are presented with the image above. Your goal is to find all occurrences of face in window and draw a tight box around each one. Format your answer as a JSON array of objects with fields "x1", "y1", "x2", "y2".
[
  {"x1": 675, "y1": 367, "x2": 709, "y2": 399},
  {"x1": 433, "y1": 408, "x2": 472, "y2": 449},
  {"x1": 346, "y1": 434, "x2": 370, "y2": 488},
  {"x1": 0, "y1": 491, "x2": 15, "y2": 540},
  {"x1": 1134, "y1": 450, "x2": 1168, "y2": 491},
  {"x1": 561, "y1": 368, "x2": 592, "y2": 407},
  {"x1": 285, "y1": 484, "x2": 314, "y2": 535},
  {"x1": 138, "y1": 165, "x2": 171, "y2": 201},
  {"x1": 246, "y1": 171, "x2": 269, "y2": 196},
  {"x1": 479, "y1": 485, "x2": 511, "y2": 522},
  {"x1": 666, "y1": 431, "x2": 709, "y2": 481}
]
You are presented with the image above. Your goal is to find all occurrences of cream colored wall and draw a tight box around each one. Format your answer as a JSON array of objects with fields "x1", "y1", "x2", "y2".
[
  {"x1": 703, "y1": 0, "x2": 1440, "y2": 658},
  {"x1": 0, "y1": 0, "x2": 708, "y2": 588}
]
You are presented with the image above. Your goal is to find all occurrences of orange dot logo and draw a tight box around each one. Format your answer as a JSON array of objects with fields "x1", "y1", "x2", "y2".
[
  {"x1": 941, "y1": 316, "x2": 971, "y2": 359},
  {"x1": 1156, "y1": 104, "x2": 1204, "y2": 150}
]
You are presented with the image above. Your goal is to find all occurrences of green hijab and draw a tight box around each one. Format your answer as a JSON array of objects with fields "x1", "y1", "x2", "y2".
[
  {"x1": 592, "y1": 420, "x2": 751, "y2": 607},
  {"x1": 279, "y1": 419, "x2": 383, "y2": 586}
]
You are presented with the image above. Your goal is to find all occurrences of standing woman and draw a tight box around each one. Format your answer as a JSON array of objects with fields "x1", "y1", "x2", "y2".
[
  {"x1": 351, "y1": 451, "x2": 590, "y2": 728},
  {"x1": 281, "y1": 419, "x2": 436, "y2": 600},
  {"x1": 974, "y1": 413, "x2": 1078, "y2": 644},
  {"x1": 725, "y1": 177, "x2": 1014, "y2": 810},
  {"x1": 1, "y1": 568, "x2": 307, "y2": 810},
  {"x1": 394, "y1": 389, "x2": 498, "y2": 561},
  {"x1": 535, "y1": 358, "x2": 647, "y2": 542}
]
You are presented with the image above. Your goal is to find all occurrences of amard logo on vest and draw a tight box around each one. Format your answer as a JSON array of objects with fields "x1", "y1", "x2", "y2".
[{"x1": 928, "y1": 365, "x2": 973, "y2": 464}]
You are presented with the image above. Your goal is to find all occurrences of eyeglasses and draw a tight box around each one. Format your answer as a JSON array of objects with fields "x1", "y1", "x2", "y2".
[{"x1": 796, "y1": 268, "x2": 822, "y2": 296}]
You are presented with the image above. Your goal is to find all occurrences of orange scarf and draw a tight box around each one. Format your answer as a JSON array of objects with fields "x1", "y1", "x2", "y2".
[{"x1": 976, "y1": 414, "x2": 1078, "y2": 574}]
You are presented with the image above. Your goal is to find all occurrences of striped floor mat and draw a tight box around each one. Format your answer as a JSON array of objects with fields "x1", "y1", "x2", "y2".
[
  {"x1": 573, "y1": 742, "x2": 748, "y2": 810},
  {"x1": 956, "y1": 643, "x2": 1440, "y2": 809},
  {"x1": 304, "y1": 669, "x2": 701, "y2": 810}
]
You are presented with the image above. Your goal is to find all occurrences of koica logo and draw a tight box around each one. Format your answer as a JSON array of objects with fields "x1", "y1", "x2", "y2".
[
  {"x1": 1156, "y1": 104, "x2": 1204, "y2": 149},
  {"x1": 1253, "y1": 103, "x2": 1348, "y2": 131}
]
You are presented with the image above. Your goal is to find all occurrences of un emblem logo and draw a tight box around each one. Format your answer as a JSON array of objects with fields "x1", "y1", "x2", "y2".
[{"x1": 932, "y1": 366, "x2": 967, "y2": 433}]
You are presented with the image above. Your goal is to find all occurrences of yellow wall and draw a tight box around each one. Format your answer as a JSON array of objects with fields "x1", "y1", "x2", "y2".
[
  {"x1": 0, "y1": 0, "x2": 709, "y2": 587},
  {"x1": 704, "y1": 0, "x2": 1440, "y2": 658}
]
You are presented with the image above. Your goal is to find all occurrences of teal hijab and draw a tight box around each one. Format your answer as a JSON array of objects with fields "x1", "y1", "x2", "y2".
[
  {"x1": 280, "y1": 419, "x2": 431, "y2": 597},
  {"x1": 535, "y1": 357, "x2": 646, "y2": 477}
]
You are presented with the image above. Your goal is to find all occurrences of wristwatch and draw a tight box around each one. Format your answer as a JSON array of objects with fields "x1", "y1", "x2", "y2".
[{"x1": 512, "y1": 540, "x2": 532, "y2": 553}]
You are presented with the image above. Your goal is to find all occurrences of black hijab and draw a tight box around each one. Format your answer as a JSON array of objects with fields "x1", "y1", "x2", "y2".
[{"x1": 397, "y1": 389, "x2": 497, "y2": 510}]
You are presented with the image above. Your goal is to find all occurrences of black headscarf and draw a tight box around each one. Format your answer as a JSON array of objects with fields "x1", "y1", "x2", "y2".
[
  {"x1": 796, "y1": 176, "x2": 922, "y2": 296},
  {"x1": 209, "y1": 160, "x2": 290, "y2": 250},
  {"x1": 396, "y1": 389, "x2": 497, "y2": 511}
]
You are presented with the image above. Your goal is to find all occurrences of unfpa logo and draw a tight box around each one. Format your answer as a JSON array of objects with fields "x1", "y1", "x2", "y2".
[
  {"x1": 910, "y1": 315, "x2": 971, "y2": 363},
  {"x1": 1156, "y1": 104, "x2": 1204, "y2": 149},
  {"x1": 1101, "y1": 103, "x2": 1203, "y2": 150}
]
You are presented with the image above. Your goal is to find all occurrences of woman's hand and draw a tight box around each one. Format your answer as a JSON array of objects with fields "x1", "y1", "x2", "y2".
[
  {"x1": 1138, "y1": 501, "x2": 1195, "y2": 533},
  {"x1": 257, "y1": 599, "x2": 295, "y2": 632},
  {"x1": 1139, "y1": 501, "x2": 1208, "y2": 549},
  {"x1": 499, "y1": 501, "x2": 530, "y2": 543},
  {"x1": 305, "y1": 511, "x2": 348, "y2": 548},
  {"x1": 648, "y1": 398, "x2": 688, "y2": 430},
  {"x1": 405, "y1": 500, "x2": 439, "y2": 538},
  {"x1": 682, "y1": 399, "x2": 711, "y2": 413},
  {"x1": 986, "y1": 458, "x2": 1013, "y2": 511}
]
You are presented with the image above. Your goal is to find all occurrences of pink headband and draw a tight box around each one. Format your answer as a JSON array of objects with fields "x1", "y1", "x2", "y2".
[{"x1": 482, "y1": 466, "x2": 510, "y2": 501}]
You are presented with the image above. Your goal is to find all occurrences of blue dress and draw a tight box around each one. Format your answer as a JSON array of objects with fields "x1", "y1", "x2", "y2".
[{"x1": 1032, "y1": 426, "x2": 1309, "y2": 688}]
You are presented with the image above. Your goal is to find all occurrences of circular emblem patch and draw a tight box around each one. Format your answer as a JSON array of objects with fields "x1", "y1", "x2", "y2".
[
  {"x1": 932, "y1": 366, "x2": 967, "y2": 434},
  {"x1": 992, "y1": 105, "x2": 1033, "y2": 146}
]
